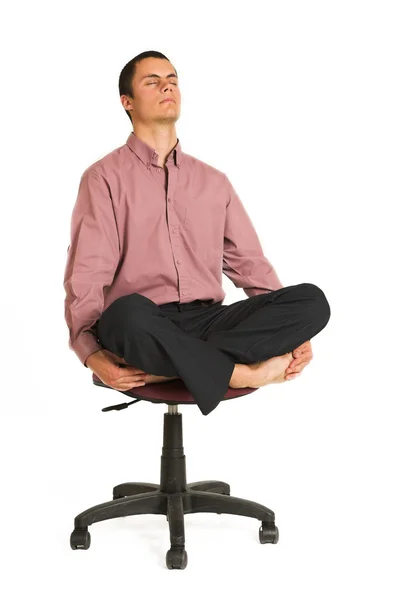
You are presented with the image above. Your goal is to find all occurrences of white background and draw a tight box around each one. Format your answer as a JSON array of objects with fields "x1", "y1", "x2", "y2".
[{"x1": 1, "y1": 0, "x2": 399, "y2": 596}]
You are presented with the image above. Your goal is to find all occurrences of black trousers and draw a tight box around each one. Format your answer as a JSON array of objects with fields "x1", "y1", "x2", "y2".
[{"x1": 96, "y1": 283, "x2": 331, "y2": 416}]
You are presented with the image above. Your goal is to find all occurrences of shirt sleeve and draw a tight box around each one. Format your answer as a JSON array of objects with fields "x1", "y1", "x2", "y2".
[
  {"x1": 222, "y1": 173, "x2": 284, "y2": 296},
  {"x1": 63, "y1": 167, "x2": 120, "y2": 367}
]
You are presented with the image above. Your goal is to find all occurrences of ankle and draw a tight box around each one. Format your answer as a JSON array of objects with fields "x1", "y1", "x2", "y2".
[{"x1": 229, "y1": 363, "x2": 252, "y2": 389}]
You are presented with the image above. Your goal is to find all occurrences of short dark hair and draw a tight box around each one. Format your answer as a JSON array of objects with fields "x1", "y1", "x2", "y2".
[{"x1": 118, "y1": 50, "x2": 178, "y2": 125}]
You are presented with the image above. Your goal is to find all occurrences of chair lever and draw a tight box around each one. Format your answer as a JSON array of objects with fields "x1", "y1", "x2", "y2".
[{"x1": 101, "y1": 399, "x2": 142, "y2": 412}]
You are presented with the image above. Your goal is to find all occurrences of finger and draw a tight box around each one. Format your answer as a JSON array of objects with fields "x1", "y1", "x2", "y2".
[
  {"x1": 118, "y1": 366, "x2": 148, "y2": 375},
  {"x1": 288, "y1": 362, "x2": 308, "y2": 374},
  {"x1": 116, "y1": 376, "x2": 147, "y2": 385},
  {"x1": 114, "y1": 382, "x2": 146, "y2": 391},
  {"x1": 288, "y1": 357, "x2": 305, "y2": 370},
  {"x1": 286, "y1": 367, "x2": 303, "y2": 378},
  {"x1": 290, "y1": 351, "x2": 312, "y2": 366},
  {"x1": 293, "y1": 347, "x2": 306, "y2": 357},
  {"x1": 285, "y1": 373, "x2": 300, "y2": 380},
  {"x1": 289, "y1": 358, "x2": 301, "y2": 368},
  {"x1": 118, "y1": 363, "x2": 146, "y2": 371},
  {"x1": 286, "y1": 366, "x2": 302, "y2": 375},
  {"x1": 295, "y1": 353, "x2": 312, "y2": 366},
  {"x1": 294, "y1": 341, "x2": 311, "y2": 355},
  {"x1": 286, "y1": 360, "x2": 308, "y2": 374},
  {"x1": 114, "y1": 379, "x2": 147, "y2": 390}
]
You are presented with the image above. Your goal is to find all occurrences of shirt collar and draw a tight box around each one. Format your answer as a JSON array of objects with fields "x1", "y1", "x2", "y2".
[{"x1": 126, "y1": 130, "x2": 181, "y2": 169}]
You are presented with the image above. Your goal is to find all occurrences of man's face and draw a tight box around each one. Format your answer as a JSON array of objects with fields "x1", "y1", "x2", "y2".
[{"x1": 127, "y1": 57, "x2": 181, "y2": 126}]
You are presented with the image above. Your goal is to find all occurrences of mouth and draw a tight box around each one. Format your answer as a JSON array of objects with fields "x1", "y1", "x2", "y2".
[{"x1": 160, "y1": 99, "x2": 175, "y2": 104}]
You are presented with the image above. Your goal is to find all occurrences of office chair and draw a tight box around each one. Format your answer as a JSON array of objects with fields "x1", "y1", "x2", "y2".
[{"x1": 70, "y1": 374, "x2": 279, "y2": 569}]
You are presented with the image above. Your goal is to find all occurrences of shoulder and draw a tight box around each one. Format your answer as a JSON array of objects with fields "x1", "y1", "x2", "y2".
[{"x1": 80, "y1": 141, "x2": 129, "y2": 180}]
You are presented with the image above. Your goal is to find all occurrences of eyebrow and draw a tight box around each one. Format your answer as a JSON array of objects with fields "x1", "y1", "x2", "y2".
[{"x1": 140, "y1": 73, "x2": 178, "y2": 81}]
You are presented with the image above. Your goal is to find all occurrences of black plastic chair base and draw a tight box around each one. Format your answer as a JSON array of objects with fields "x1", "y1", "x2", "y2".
[{"x1": 70, "y1": 409, "x2": 279, "y2": 568}]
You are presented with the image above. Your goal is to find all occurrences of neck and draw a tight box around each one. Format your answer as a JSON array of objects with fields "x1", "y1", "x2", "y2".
[{"x1": 133, "y1": 125, "x2": 177, "y2": 167}]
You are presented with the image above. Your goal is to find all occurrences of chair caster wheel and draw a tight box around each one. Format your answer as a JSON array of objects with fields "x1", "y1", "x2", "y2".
[
  {"x1": 166, "y1": 546, "x2": 188, "y2": 569},
  {"x1": 70, "y1": 527, "x2": 91, "y2": 550},
  {"x1": 259, "y1": 521, "x2": 279, "y2": 544}
]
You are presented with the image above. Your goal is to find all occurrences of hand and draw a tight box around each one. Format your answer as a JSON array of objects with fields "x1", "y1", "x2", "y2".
[
  {"x1": 86, "y1": 349, "x2": 149, "y2": 391},
  {"x1": 285, "y1": 340, "x2": 313, "y2": 380}
]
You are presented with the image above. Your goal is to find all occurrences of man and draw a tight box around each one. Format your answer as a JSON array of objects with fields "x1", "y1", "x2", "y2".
[{"x1": 63, "y1": 50, "x2": 330, "y2": 416}]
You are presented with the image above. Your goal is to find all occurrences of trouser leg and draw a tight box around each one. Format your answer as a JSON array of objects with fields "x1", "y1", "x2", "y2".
[
  {"x1": 96, "y1": 293, "x2": 235, "y2": 416},
  {"x1": 202, "y1": 283, "x2": 331, "y2": 363}
]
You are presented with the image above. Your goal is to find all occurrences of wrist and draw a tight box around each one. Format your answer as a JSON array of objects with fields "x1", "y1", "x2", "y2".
[{"x1": 86, "y1": 349, "x2": 104, "y2": 369}]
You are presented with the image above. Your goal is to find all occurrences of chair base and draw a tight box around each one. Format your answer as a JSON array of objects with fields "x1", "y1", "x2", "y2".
[{"x1": 70, "y1": 406, "x2": 279, "y2": 569}]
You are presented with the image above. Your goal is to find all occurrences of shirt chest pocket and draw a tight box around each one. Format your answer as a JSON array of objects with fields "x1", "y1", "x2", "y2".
[{"x1": 183, "y1": 200, "x2": 225, "y2": 259}]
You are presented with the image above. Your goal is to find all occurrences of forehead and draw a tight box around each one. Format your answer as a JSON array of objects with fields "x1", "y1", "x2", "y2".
[{"x1": 135, "y1": 58, "x2": 177, "y2": 78}]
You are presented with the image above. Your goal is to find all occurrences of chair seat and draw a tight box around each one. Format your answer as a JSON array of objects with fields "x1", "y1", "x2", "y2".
[{"x1": 92, "y1": 372, "x2": 257, "y2": 405}]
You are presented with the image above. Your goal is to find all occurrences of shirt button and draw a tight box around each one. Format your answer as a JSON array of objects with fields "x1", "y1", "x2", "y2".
[
  {"x1": 168, "y1": 198, "x2": 171, "y2": 202},
  {"x1": 182, "y1": 291, "x2": 187, "y2": 295},
  {"x1": 177, "y1": 260, "x2": 181, "y2": 264}
]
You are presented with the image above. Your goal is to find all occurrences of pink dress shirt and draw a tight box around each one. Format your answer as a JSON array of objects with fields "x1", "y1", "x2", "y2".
[{"x1": 63, "y1": 131, "x2": 283, "y2": 368}]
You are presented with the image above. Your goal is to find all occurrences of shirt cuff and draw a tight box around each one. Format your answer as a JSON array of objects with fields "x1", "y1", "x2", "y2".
[{"x1": 71, "y1": 331, "x2": 103, "y2": 367}]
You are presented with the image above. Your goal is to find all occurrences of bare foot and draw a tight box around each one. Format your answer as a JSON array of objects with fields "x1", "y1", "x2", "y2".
[
  {"x1": 248, "y1": 353, "x2": 293, "y2": 387},
  {"x1": 230, "y1": 353, "x2": 293, "y2": 389}
]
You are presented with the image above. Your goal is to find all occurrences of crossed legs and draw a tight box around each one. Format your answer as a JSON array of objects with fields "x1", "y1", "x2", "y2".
[{"x1": 143, "y1": 352, "x2": 294, "y2": 388}]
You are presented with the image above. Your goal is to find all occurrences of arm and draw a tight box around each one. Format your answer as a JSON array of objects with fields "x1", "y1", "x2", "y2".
[
  {"x1": 222, "y1": 173, "x2": 284, "y2": 296},
  {"x1": 63, "y1": 167, "x2": 120, "y2": 367}
]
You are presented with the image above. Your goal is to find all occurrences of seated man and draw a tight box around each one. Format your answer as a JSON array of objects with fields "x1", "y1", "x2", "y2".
[{"x1": 63, "y1": 51, "x2": 330, "y2": 416}]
